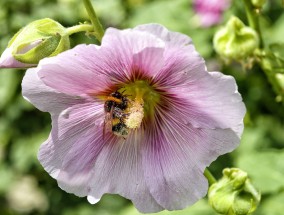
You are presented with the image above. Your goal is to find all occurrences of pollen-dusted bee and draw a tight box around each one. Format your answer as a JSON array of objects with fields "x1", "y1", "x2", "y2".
[
  {"x1": 103, "y1": 91, "x2": 129, "y2": 138},
  {"x1": 104, "y1": 91, "x2": 128, "y2": 111}
]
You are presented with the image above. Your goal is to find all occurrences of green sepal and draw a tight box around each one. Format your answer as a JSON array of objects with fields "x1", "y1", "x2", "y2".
[
  {"x1": 50, "y1": 33, "x2": 70, "y2": 57},
  {"x1": 208, "y1": 168, "x2": 261, "y2": 215},
  {"x1": 7, "y1": 18, "x2": 70, "y2": 64},
  {"x1": 14, "y1": 34, "x2": 70, "y2": 64},
  {"x1": 269, "y1": 43, "x2": 284, "y2": 62}
]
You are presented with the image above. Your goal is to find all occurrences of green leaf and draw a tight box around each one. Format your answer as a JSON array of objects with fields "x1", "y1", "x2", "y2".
[
  {"x1": 0, "y1": 164, "x2": 14, "y2": 194},
  {"x1": 0, "y1": 69, "x2": 20, "y2": 110},
  {"x1": 234, "y1": 116, "x2": 284, "y2": 156},
  {"x1": 258, "y1": 191, "x2": 284, "y2": 215},
  {"x1": 10, "y1": 130, "x2": 49, "y2": 172},
  {"x1": 92, "y1": 0, "x2": 126, "y2": 26},
  {"x1": 236, "y1": 150, "x2": 284, "y2": 194}
]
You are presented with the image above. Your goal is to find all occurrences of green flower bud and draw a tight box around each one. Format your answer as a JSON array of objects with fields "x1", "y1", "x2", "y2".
[
  {"x1": 208, "y1": 168, "x2": 261, "y2": 215},
  {"x1": 213, "y1": 16, "x2": 259, "y2": 62},
  {"x1": 251, "y1": 0, "x2": 267, "y2": 8},
  {"x1": 0, "y1": 18, "x2": 70, "y2": 68}
]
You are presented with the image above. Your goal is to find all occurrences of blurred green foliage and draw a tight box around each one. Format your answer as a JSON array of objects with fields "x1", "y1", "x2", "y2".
[{"x1": 0, "y1": 0, "x2": 283, "y2": 215}]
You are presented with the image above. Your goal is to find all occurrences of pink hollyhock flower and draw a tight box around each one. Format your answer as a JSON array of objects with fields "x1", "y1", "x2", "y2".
[
  {"x1": 193, "y1": 0, "x2": 231, "y2": 27},
  {"x1": 22, "y1": 24, "x2": 245, "y2": 213}
]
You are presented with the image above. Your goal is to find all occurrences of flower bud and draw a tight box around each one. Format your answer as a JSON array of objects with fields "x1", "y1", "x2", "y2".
[
  {"x1": 213, "y1": 16, "x2": 259, "y2": 61},
  {"x1": 251, "y1": 0, "x2": 267, "y2": 8},
  {"x1": 208, "y1": 168, "x2": 261, "y2": 215},
  {"x1": 0, "y1": 18, "x2": 70, "y2": 69}
]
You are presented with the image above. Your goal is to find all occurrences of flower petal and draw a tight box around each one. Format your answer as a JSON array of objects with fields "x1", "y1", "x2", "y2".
[
  {"x1": 134, "y1": 24, "x2": 192, "y2": 47},
  {"x1": 38, "y1": 101, "x2": 104, "y2": 196},
  {"x1": 102, "y1": 26, "x2": 166, "y2": 55},
  {"x1": 22, "y1": 68, "x2": 83, "y2": 113},
  {"x1": 134, "y1": 25, "x2": 205, "y2": 84},
  {"x1": 132, "y1": 47, "x2": 165, "y2": 78},
  {"x1": 149, "y1": 37, "x2": 244, "y2": 136},
  {"x1": 142, "y1": 109, "x2": 240, "y2": 210},
  {"x1": 87, "y1": 130, "x2": 164, "y2": 213},
  {"x1": 37, "y1": 44, "x2": 112, "y2": 96},
  {"x1": 155, "y1": 43, "x2": 205, "y2": 84},
  {"x1": 98, "y1": 27, "x2": 166, "y2": 81},
  {"x1": 165, "y1": 71, "x2": 245, "y2": 136},
  {"x1": 132, "y1": 24, "x2": 203, "y2": 82}
]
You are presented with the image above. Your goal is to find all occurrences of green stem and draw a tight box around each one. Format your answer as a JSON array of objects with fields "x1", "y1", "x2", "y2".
[
  {"x1": 242, "y1": 0, "x2": 263, "y2": 48},
  {"x1": 204, "y1": 168, "x2": 217, "y2": 186},
  {"x1": 83, "y1": 0, "x2": 104, "y2": 43},
  {"x1": 66, "y1": 24, "x2": 94, "y2": 36}
]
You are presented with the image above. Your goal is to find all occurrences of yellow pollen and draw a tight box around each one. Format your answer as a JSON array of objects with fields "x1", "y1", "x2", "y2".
[{"x1": 125, "y1": 99, "x2": 144, "y2": 129}]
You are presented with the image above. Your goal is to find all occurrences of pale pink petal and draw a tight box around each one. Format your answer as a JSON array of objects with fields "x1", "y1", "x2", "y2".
[
  {"x1": 131, "y1": 47, "x2": 165, "y2": 78},
  {"x1": 145, "y1": 34, "x2": 245, "y2": 136},
  {"x1": 0, "y1": 47, "x2": 35, "y2": 68},
  {"x1": 37, "y1": 44, "x2": 112, "y2": 96},
  {"x1": 39, "y1": 130, "x2": 100, "y2": 196},
  {"x1": 142, "y1": 108, "x2": 240, "y2": 210},
  {"x1": 164, "y1": 71, "x2": 245, "y2": 136},
  {"x1": 42, "y1": 125, "x2": 163, "y2": 212},
  {"x1": 134, "y1": 24, "x2": 192, "y2": 47},
  {"x1": 22, "y1": 68, "x2": 84, "y2": 113},
  {"x1": 102, "y1": 27, "x2": 165, "y2": 55},
  {"x1": 154, "y1": 42, "x2": 205, "y2": 84},
  {"x1": 47, "y1": 124, "x2": 104, "y2": 196},
  {"x1": 87, "y1": 130, "x2": 163, "y2": 213},
  {"x1": 133, "y1": 24, "x2": 200, "y2": 81},
  {"x1": 38, "y1": 101, "x2": 105, "y2": 196},
  {"x1": 23, "y1": 67, "x2": 105, "y2": 191},
  {"x1": 96, "y1": 27, "x2": 166, "y2": 80}
]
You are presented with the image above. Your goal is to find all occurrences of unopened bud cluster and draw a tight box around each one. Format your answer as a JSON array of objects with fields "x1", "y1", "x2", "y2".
[
  {"x1": 213, "y1": 16, "x2": 259, "y2": 62},
  {"x1": 0, "y1": 18, "x2": 70, "y2": 68},
  {"x1": 208, "y1": 168, "x2": 261, "y2": 215}
]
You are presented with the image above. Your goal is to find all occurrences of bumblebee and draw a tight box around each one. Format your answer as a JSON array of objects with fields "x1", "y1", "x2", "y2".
[
  {"x1": 111, "y1": 119, "x2": 129, "y2": 137},
  {"x1": 104, "y1": 91, "x2": 129, "y2": 138}
]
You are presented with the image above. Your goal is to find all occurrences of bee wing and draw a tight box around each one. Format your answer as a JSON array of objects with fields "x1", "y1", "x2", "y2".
[
  {"x1": 103, "y1": 106, "x2": 114, "y2": 140},
  {"x1": 104, "y1": 112, "x2": 113, "y2": 132}
]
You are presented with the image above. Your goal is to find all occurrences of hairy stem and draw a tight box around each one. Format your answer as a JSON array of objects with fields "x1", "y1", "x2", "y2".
[
  {"x1": 204, "y1": 168, "x2": 217, "y2": 186},
  {"x1": 66, "y1": 24, "x2": 94, "y2": 36},
  {"x1": 83, "y1": 0, "x2": 104, "y2": 43},
  {"x1": 242, "y1": 0, "x2": 263, "y2": 48}
]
